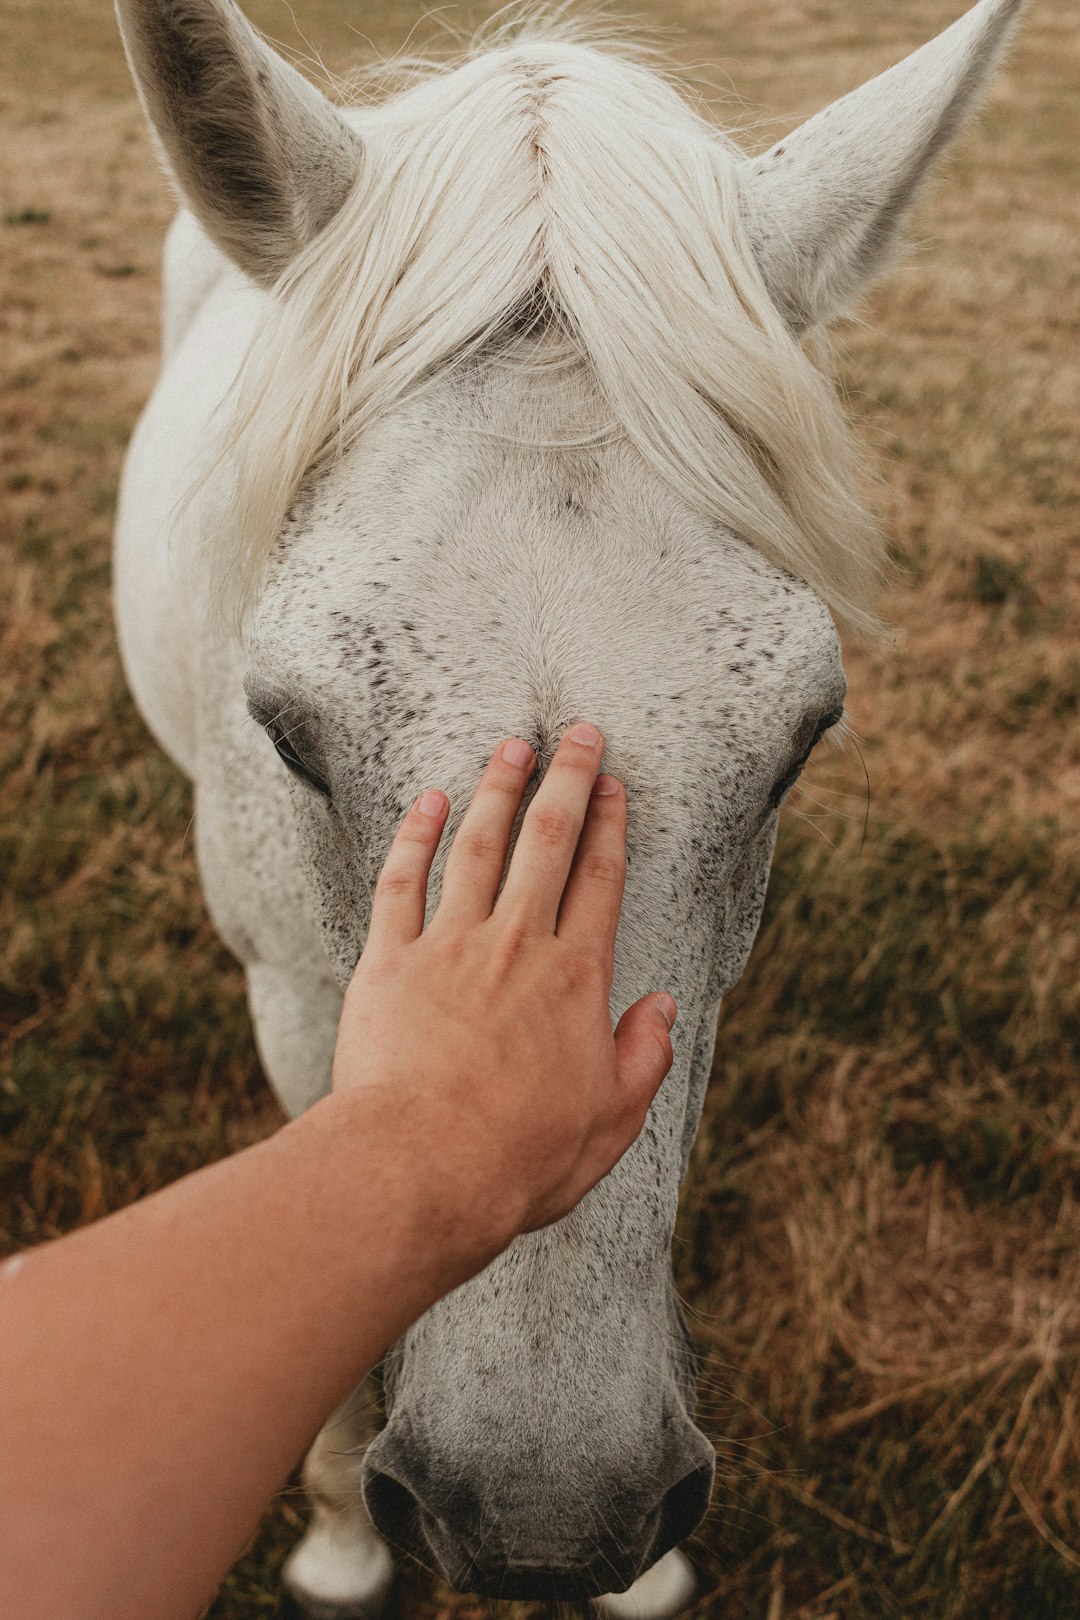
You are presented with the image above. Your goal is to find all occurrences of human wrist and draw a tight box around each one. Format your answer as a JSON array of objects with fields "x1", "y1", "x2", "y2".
[{"x1": 294, "y1": 1086, "x2": 518, "y2": 1319}]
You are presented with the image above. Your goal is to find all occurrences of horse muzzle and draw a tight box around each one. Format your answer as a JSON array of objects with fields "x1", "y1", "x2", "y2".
[{"x1": 361, "y1": 1410, "x2": 715, "y2": 1600}]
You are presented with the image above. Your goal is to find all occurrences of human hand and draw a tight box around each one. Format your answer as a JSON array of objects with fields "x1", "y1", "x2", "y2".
[{"x1": 331, "y1": 723, "x2": 676, "y2": 1264}]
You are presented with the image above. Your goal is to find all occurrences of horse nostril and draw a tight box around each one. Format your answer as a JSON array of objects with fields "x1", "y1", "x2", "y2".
[
  {"x1": 363, "y1": 1467, "x2": 428, "y2": 1555},
  {"x1": 650, "y1": 1459, "x2": 715, "y2": 1562}
]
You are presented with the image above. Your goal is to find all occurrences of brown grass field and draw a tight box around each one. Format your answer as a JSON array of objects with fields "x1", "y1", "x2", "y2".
[{"x1": 2, "y1": 0, "x2": 1078, "y2": 1615}]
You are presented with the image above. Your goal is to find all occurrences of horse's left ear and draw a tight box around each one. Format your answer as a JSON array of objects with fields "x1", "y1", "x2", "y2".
[
  {"x1": 115, "y1": 0, "x2": 361, "y2": 284},
  {"x1": 742, "y1": 0, "x2": 1025, "y2": 332}
]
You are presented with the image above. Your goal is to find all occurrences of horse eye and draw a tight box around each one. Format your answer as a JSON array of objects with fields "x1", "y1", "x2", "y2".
[
  {"x1": 768, "y1": 763, "x2": 805, "y2": 809},
  {"x1": 266, "y1": 724, "x2": 331, "y2": 799},
  {"x1": 768, "y1": 708, "x2": 844, "y2": 809}
]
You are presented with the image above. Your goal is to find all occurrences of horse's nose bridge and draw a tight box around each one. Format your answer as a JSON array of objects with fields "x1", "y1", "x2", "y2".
[
  {"x1": 389, "y1": 1184, "x2": 697, "y2": 1407},
  {"x1": 370, "y1": 1250, "x2": 706, "y2": 1518}
]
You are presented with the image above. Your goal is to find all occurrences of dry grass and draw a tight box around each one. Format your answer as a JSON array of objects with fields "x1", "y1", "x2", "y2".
[{"x1": 2, "y1": 2, "x2": 1078, "y2": 1617}]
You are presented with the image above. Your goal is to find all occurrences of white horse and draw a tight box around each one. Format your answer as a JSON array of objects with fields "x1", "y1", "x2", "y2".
[{"x1": 112, "y1": 0, "x2": 1022, "y2": 1613}]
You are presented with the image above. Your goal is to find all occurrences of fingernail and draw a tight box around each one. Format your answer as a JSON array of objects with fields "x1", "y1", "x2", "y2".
[
  {"x1": 593, "y1": 774, "x2": 620, "y2": 796},
  {"x1": 566, "y1": 722, "x2": 601, "y2": 748},
  {"x1": 501, "y1": 737, "x2": 534, "y2": 768},
  {"x1": 655, "y1": 993, "x2": 677, "y2": 1029},
  {"x1": 416, "y1": 789, "x2": 446, "y2": 818}
]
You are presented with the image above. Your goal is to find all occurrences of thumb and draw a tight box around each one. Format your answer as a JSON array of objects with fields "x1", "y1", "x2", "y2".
[{"x1": 613, "y1": 992, "x2": 676, "y2": 1112}]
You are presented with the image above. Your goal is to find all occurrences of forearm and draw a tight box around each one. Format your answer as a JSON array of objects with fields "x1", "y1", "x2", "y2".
[{"x1": 0, "y1": 1088, "x2": 476, "y2": 1620}]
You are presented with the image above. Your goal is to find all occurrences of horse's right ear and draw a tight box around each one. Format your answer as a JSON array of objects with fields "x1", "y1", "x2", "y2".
[{"x1": 115, "y1": 0, "x2": 361, "y2": 284}]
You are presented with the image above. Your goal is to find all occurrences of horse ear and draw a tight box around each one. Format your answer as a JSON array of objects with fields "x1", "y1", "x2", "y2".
[
  {"x1": 742, "y1": 0, "x2": 1025, "y2": 333},
  {"x1": 115, "y1": 0, "x2": 361, "y2": 284}
]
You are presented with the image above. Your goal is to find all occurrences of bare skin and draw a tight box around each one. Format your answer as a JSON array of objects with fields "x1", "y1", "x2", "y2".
[{"x1": 0, "y1": 723, "x2": 676, "y2": 1620}]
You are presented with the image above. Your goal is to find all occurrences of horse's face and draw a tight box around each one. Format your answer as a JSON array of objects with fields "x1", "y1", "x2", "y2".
[{"x1": 243, "y1": 353, "x2": 845, "y2": 1596}]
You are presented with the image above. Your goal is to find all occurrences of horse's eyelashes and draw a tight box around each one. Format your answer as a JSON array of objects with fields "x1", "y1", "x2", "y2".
[
  {"x1": 769, "y1": 765, "x2": 805, "y2": 810},
  {"x1": 769, "y1": 708, "x2": 844, "y2": 808},
  {"x1": 265, "y1": 723, "x2": 331, "y2": 799}
]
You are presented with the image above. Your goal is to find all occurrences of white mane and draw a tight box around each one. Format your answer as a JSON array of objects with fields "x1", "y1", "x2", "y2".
[{"x1": 213, "y1": 15, "x2": 884, "y2": 633}]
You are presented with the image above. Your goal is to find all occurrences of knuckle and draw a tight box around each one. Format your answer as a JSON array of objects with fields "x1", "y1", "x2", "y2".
[
  {"x1": 652, "y1": 1027, "x2": 674, "y2": 1075},
  {"x1": 591, "y1": 789, "x2": 626, "y2": 821},
  {"x1": 397, "y1": 817, "x2": 435, "y2": 845},
  {"x1": 553, "y1": 742, "x2": 597, "y2": 775},
  {"x1": 494, "y1": 916, "x2": 531, "y2": 963},
  {"x1": 559, "y1": 943, "x2": 599, "y2": 987},
  {"x1": 375, "y1": 868, "x2": 418, "y2": 901},
  {"x1": 622, "y1": 1072, "x2": 656, "y2": 1123},
  {"x1": 458, "y1": 826, "x2": 504, "y2": 864},
  {"x1": 483, "y1": 766, "x2": 526, "y2": 800},
  {"x1": 528, "y1": 804, "x2": 575, "y2": 846},
  {"x1": 579, "y1": 851, "x2": 624, "y2": 887},
  {"x1": 431, "y1": 923, "x2": 467, "y2": 963}
]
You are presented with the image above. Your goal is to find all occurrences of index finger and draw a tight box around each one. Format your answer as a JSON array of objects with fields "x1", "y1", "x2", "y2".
[
  {"x1": 496, "y1": 722, "x2": 605, "y2": 933},
  {"x1": 365, "y1": 789, "x2": 449, "y2": 952}
]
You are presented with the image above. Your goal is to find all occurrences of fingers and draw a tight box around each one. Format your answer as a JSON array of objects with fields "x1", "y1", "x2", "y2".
[
  {"x1": 556, "y1": 774, "x2": 627, "y2": 966},
  {"x1": 612, "y1": 993, "x2": 677, "y2": 1118},
  {"x1": 497, "y1": 723, "x2": 606, "y2": 933},
  {"x1": 365, "y1": 789, "x2": 449, "y2": 952},
  {"x1": 435, "y1": 738, "x2": 536, "y2": 926}
]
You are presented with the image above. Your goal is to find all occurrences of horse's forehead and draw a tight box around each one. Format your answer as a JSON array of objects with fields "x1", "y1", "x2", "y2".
[{"x1": 259, "y1": 368, "x2": 843, "y2": 725}]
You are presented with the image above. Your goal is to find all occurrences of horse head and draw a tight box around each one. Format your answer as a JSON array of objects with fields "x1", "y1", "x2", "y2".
[{"x1": 116, "y1": 0, "x2": 1023, "y2": 1602}]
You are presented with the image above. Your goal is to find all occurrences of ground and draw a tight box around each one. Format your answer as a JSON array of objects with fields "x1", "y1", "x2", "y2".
[{"x1": 2, "y1": 1, "x2": 1078, "y2": 1616}]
